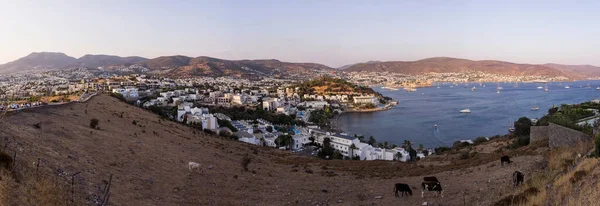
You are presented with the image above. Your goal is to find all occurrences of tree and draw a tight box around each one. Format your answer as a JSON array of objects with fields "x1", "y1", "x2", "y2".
[
  {"x1": 349, "y1": 144, "x2": 357, "y2": 158},
  {"x1": 367, "y1": 136, "x2": 376, "y2": 146},
  {"x1": 90, "y1": 118, "x2": 99, "y2": 129},
  {"x1": 514, "y1": 117, "x2": 533, "y2": 136},
  {"x1": 395, "y1": 152, "x2": 403, "y2": 161},
  {"x1": 402, "y1": 140, "x2": 413, "y2": 150},
  {"x1": 409, "y1": 148, "x2": 417, "y2": 161},
  {"x1": 383, "y1": 141, "x2": 389, "y2": 149},
  {"x1": 266, "y1": 126, "x2": 273, "y2": 133},
  {"x1": 318, "y1": 137, "x2": 335, "y2": 159},
  {"x1": 418, "y1": 144, "x2": 424, "y2": 151},
  {"x1": 276, "y1": 135, "x2": 293, "y2": 149}
]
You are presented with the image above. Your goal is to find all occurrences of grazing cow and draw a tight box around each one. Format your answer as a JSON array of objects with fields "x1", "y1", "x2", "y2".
[
  {"x1": 513, "y1": 171, "x2": 524, "y2": 187},
  {"x1": 421, "y1": 177, "x2": 443, "y2": 198},
  {"x1": 501, "y1": 156, "x2": 512, "y2": 166},
  {"x1": 394, "y1": 183, "x2": 412, "y2": 197},
  {"x1": 188, "y1": 162, "x2": 202, "y2": 174}
]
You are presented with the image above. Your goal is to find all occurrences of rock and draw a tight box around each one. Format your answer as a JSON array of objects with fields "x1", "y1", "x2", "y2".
[
  {"x1": 374, "y1": 196, "x2": 382, "y2": 199},
  {"x1": 337, "y1": 200, "x2": 343, "y2": 203},
  {"x1": 422, "y1": 202, "x2": 428, "y2": 205},
  {"x1": 321, "y1": 189, "x2": 328, "y2": 193},
  {"x1": 208, "y1": 165, "x2": 213, "y2": 170}
]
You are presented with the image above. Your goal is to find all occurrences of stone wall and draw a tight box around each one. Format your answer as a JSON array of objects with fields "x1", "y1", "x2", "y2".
[
  {"x1": 530, "y1": 126, "x2": 549, "y2": 143},
  {"x1": 531, "y1": 123, "x2": 592, "y2": 149}
]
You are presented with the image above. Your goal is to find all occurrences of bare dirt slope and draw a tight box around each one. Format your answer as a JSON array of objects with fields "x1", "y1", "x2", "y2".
[{"x1": 0, "y1": 95, "x2": 548, "y2": 205}]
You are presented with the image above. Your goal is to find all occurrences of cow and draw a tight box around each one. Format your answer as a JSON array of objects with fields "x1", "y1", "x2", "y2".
[
  {"x1": 421, "y1": 176, "x2": 443, "y2": 198},
  {"x1": 394, "y1": 183, "x2": 412, "y2": 197},
  {"x1": 513, "y1": 171, "x2": 524, "y2": 187},
  {"x1": 501, "y1": 156, "x2": 512, "y2": 166}
]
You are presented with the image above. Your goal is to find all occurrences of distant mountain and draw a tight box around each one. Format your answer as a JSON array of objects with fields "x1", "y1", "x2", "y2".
[
  {"x1": 344, "y1": 57, "x2": 581, "y2": 79},
  {"x1": 0, "y1": 52, "x2": 78, "y2": 73},
  {"x1": 78, "y1": 54, "x2": 148, "y2": 68},
  {"x1": 0, "y1": 52, "x2": 148, "y2": 73},
  {"x1": 337, "y1": 61, "x2": 381, "y2": 70},
  {"x1": 543, "y1": 63, "x2": 600, "y2": 79},
  {"x1": 141, "y1": 56, "x2": 334, "y2": 78}
]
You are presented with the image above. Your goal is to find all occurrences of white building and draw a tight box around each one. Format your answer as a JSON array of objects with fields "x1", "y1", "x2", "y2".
[
  {"x1": 353, "y1": 95, "x2": 378, "y2": 104},
  {"x1": 232, "y1": 94, "x2": 247, "y2": 105}
]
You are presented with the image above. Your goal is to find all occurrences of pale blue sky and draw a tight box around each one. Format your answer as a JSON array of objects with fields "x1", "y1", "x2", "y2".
[{"x1": 1, "y1": 0, "x2": 599, "y2": 67}]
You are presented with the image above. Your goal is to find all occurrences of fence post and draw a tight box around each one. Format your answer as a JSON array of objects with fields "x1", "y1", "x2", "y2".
[{"x1": 101, "y1": 174, "x2": 113, "y2": 206}]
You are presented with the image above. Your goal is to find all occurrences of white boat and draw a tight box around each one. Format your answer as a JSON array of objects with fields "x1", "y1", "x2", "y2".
[
  {"x1": 460, "y1": 108, "x2": 471, "y2": 113},
  {"x1": 434, "y1": 124, "x2": 438, "y2": 129},
  {"x1": 497, "y1": 86, "x2": 503, "y2": 90},
  {"x1": 531, "y1": 106, "x2": 539, "y2": 111},
  {"x1": 497, "y1": 90, "x2": 500, "y2": 94},
  {"x1": 537, "y1": 86, "x2": 543, "y2": 89},
  {"x1": 471, "y1": 86, "x2": 476, "y2": 91},
  {"x1": 565, "y1": 86, "x2": 570, "y2": 89},
  {"x1": 508, "y1": 127, "x2": 516, "y2": 133},
  {"x1": 531, "y1": 118, "x2": 538, "y2": 125},
  {"x1": 597, "y1": 87, "x2": 600, "y2": 90}
]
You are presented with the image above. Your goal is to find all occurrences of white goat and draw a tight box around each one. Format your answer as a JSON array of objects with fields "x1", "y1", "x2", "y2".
[{"x1": 188, "y1": 162, "x2": 202, "y2": 174}]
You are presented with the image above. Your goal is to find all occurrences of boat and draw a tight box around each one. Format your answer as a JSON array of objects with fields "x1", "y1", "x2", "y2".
[
  {"x1": 531, "y1": 106, "x2": 539, "y2": 111},
  {"x1": 471, "y1": 86, "x2": 476, "y2": 91},
  {"x1": 497, "y1": 90, "x2": 500, "y2": 94},
  {"x1": 537, "y1": 86, "x2": 543, "y2": 89},
  {"x1": 565, "y1": 85, "x2": 570, "y2": 89},
  {"x1": 531, "y1": 118, "x2": 538, "y2": 125},
  {"x1": 508, "y1": 127, "x2": 516, "y2": 133},
  {"x1": 404, "y1": 88, "x2": 417, "y2": 92},
  {"x1": 450, "y1": 85, "x2": 454, "y2": 88},
  {"x1": 434, "y1": 124, "x2": 438, "y2": 129},
  {"x1": 497, "y1": 86, "x2": 503, "y2": 90},
  {"x1": 460, "y1": 108, "x2": 471, "y2": 113},
  {"x1": 597, "y1": 87, "x2": 600, "y2": 90}
]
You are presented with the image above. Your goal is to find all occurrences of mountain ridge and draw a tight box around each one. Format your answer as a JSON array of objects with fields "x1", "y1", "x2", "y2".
[
  {"x1": 1, "y1": 53, "x2": 599, "y2": 79},
  {"x1": 343, "y1": 57, "x2": 600, "y2": 79}
]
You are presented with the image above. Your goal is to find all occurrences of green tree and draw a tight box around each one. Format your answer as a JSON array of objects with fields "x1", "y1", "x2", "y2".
[
  {"x1": 383, "y1": 141, "x2": 389, "y2": 149},
  {"x1": 514, "y1": 117, "x2": 533, "y2": 136},
  {"x1": 349, "y1": 143, "x2": 357, "y2": 158},
  {"x1": 418, "y1": 144, "x2": 424, "y2": 151},
  {"x1": 409, "y1": 148, "x2": 417, "y2": 161},
  {"x1": 318, "y1": 137, "x2": 335, "y2": 159},
  {"x1": 276, "y1": 135, "x2": 293, "y2": 149},
  {"x1": 367, "y1": 136, "x2": 376, "y2": 146},
  {"x1": 395, "y1": 152, "x2": 403, "y2": 161}
]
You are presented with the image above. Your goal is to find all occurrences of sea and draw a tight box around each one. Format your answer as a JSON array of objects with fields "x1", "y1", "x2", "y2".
[{"x1": 337, "y1": 81, "x2": 600, "y2": 148}]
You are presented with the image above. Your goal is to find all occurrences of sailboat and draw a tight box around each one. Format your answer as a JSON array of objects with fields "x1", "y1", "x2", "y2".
[
  {"x1": 531, "y1": 106, "x2": 539, "y2": 111},
  {"x1": 544, "y1": 85, "x2": 549, "y2": 92},
  {"x1": 472, "y1": 86, "x2": 476, "y2": 91},
  {"x1": 508, "y1": 118, "x2": 515, "y2": 133},
  {"x1": 497, "y1": 90, "x2": 500, "y2": 94}
]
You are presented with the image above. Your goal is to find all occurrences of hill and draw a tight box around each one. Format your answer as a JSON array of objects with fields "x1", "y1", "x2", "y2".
[
  {"x1": 0, "y1": 52, "x2": 334, "y2": 78},
  {"x1": 0, "y1": 94, "x2": 555, "y2": 205},
  {"x1": 78, "y1": 54, "x2": 148, "y2": 68},
  {"x1": 344, "y1": 57, "x2": 586, "y2": 79},
  {"x1": 0, "y1": 52, "x2": 78, "y2": 73},
  {"x1": 544, "y1": 63, "x2": 600, "y2": 79},
  {"x1": 144, "y1": 56, "x2": 334, "y2": 78}
]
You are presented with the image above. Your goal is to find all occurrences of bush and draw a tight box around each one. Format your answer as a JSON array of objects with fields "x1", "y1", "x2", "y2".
[
  {"x1": 514, "y1": 117, "x2": 532, "y2": 136},
  {"x1": 241, "y1": 155, "x2": 252, "y2": 171},
  {"x1": 89, "y1": 118, "x2": 99, "y2": 129},
  {"x1": 33, "y1": 123, "x2": 41, "y2": 129},
  {"x1": 435, "y1": 146, "x2": 451, "y2": 154},
  {"x1": 473, "y1": 136, "x2": 488, "y2": 145},
  {"x1": 132, "y1": 120, "x2": 137, "y2": 125},
  {"x1": 0, "y1": 151, "x2": 13, "y2": 170},
  {"x1": 459, "y1": 151, "x2": 470, "y2": 160}
]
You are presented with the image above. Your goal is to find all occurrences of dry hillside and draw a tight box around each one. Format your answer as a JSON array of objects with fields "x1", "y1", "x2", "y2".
[
  {"x1": 345, "y1": 57, "x2": 574, "y2": 79},
  {"x1": 0, "y1": 95, "x2": 557, "y2": 206}
]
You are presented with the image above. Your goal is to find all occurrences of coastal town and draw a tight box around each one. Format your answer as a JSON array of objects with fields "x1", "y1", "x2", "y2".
[{"x1": 0, "y1": 67, "x2": 585, "y2": 162}]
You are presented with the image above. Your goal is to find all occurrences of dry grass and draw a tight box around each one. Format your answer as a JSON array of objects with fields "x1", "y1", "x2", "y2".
[{"x1": 0, "y1": 165, "x2": 76, "y2": 206}]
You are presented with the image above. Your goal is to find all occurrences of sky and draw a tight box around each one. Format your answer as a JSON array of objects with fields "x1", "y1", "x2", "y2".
[{"x1": 0, "y1": 0, "x2": 599, "y2": 67}]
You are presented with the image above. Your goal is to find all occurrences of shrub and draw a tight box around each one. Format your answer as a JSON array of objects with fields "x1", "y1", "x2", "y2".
[
  {"x1": 435, "y1": 146, "x2": 451, "y2": 154},
  {"x1": 241, "y1": 155, "x2": 252, "y2": 172},
  {"x1": 89, "y1": 118, "x2": 99, "y2": 129},
  {"x1": 473, "y1": 136, "x2": 488, "y2": 145},
  {"x1": 0, "y1": 151, "x2": 13, "y2": 170},
  {"x1": 33, "y1": 123, "x2": 41, "y2": 129},
  {"x1": 459, "y1": 151, "x2": 470, "y2": 160},
  {"x1": 570, "y1": 171, "x2": 588, "y2": 183},
  {"x1": 132, "y1": 120, "x2": 137, "y2": 125}
]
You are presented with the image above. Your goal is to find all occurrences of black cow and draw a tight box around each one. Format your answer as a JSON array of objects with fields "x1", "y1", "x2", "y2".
[
  {"x1": 393, "y1": 183, "x2": 412, "y2": 197},
  {"x1": 501, "y1": 156, "x2": 512, "y2": 166},
  {"x1": 421, "y1": 176, "x2": 443, "y2": 198},
  {"x1": 513, "y1": 171, "x2": 524, "y2": 187}
]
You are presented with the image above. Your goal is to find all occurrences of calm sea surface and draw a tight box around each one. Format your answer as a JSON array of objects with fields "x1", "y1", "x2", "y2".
[{"x1": 337, "y1": 81, "x2": 600, "y2": 148}]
